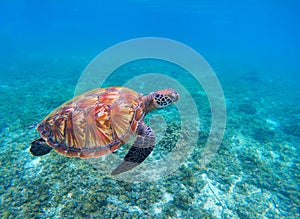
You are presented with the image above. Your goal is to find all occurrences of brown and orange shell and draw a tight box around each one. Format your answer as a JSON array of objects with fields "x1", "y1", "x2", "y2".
[{"x1": 38, "y1": 87, "x2": 144, "y2": 158}]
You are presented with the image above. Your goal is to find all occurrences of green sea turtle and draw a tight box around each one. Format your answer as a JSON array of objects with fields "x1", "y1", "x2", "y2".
[{"x1": 30, "y1": 87, "x2": 179, "y2": 175}]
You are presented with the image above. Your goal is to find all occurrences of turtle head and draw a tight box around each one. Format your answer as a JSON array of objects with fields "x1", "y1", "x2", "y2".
[{"x1": 150, "y1": 88, "x2": 180, "y2": 109}]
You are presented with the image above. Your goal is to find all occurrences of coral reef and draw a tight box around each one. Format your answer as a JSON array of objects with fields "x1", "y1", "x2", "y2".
[{"x1": 0, "y1": 61, "x2": 299, "y2": 218}]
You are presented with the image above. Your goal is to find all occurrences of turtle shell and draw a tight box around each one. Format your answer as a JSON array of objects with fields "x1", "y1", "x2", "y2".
[{"x1": 37, "y1": 87, "x2": 144, "y2": 158}]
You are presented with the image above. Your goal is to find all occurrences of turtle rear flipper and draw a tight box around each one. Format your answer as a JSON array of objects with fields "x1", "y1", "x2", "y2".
[
  {"x1": 30, "y1": 138, "x2": 53, "y2": 156},
  {"x1": 111, "y1": 124, "x2": 155, "y2": 175}
]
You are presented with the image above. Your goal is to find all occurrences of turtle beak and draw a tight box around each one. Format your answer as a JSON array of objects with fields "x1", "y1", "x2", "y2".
[
  {"x1": 170, "y1": 91, "x2": 180, "y2": 102},
  {"x1": 162, "y1": 88, "x2": 180, "y2": 102}
]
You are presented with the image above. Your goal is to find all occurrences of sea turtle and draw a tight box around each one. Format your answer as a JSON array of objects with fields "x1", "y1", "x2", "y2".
[{"x1": 30, "y1": 87, "x2": 179, "y2": 175}]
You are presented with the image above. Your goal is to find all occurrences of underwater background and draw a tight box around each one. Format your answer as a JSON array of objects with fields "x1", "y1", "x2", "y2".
[{"x1": 0, "y1": 0, "x2": 299, "y2": 218}]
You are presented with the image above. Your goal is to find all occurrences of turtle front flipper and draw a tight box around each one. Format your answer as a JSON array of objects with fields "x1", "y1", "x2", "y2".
[
  {"x1": 30, "y1": 138, "x2": 53, "y2": 156},
  {"x1": 111, "y1": 123, "x2": 155, "y2": 175}
]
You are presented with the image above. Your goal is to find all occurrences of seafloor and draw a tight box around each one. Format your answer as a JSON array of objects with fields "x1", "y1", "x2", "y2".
[{"x1": 0, "y1": 59, "x2": 299, "y2": 218}]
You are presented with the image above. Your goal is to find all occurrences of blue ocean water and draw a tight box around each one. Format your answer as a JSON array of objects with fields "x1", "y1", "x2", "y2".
[{"x1": 0, "y1": 0, "x2": 299, "y2": 218}]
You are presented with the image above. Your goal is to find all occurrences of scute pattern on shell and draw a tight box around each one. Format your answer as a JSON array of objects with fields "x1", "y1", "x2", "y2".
[{"x1": 38, "y1": 87, "x2": 142, "y2": 158}]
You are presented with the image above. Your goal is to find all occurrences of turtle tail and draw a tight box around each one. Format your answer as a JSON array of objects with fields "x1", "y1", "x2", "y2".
[{"x1": 30, "y1": 138, "x2": 53, "y2": 156}]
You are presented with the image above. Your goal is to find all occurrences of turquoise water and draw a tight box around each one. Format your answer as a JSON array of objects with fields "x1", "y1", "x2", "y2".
[{"x1": 1, "y1": 1, "x2": 299, "y2": 218}]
